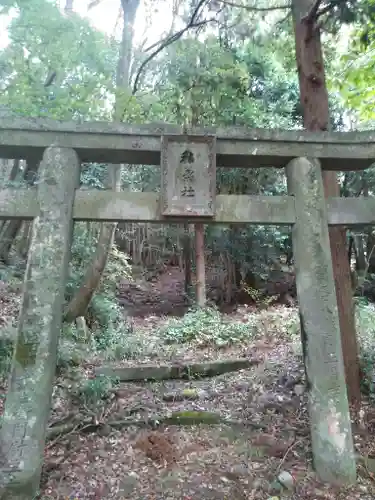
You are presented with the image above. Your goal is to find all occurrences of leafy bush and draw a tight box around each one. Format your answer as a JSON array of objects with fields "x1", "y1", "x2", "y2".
[
  {"x1": 88, "y1": 296, "x2": 122, "y2": 332},
  {"x1": 56, "y1": 339, "x2": 88, "y2": 372},
  {"x1": 77, "y1": 375, "x2": 118, "y2": 407},
  {"x1": 85, "y1": 246, "x2": 132, "y2": 331},
  {"x1": 158, "y1": 306, "x2": 257, "y2": 347},
  {"x1": 93, "y1": 319, "x2": 132, "y2": 351},
  {"x1": 104, "y1": 332, "x2": 147, "y2": 360}
]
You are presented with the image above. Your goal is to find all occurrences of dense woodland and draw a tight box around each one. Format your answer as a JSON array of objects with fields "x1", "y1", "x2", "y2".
[{"x1": 2, "y1": 0, "x2": 375, "y2": 498}]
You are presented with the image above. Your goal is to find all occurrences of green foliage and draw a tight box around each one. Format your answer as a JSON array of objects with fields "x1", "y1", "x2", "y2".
[
  {"x1": 159, "y1": 35, "x2": 251, "y2": 126},
  {"x1": 87, "y1": 246, "x2": 132, "y2": 335},
  {"x1": 103, "y1": 333, "x2": 144, "y2": 361},
  {"x1": 56, "y1": 338, "x2": 87, "y2": 372},
  {"x1": 66, "y1": 217, "x2": 132, "y2": 332},
  {"x1": 80, "y1": 163, "x2": 108, "y2": 189},
  {"x1": 65, "y1": 224, "x2": 133, "y2": 354},
  {"x1": 0, "y1": 0, "x2": 117, "y2": 120},
  {"x1": 90, "y1": 314, "x2": 133, "y2": 351},
  {"x1": 241, "y1": 282, "x2": 277, "y2": 308},
  {"x1": 168, "y1": 410, "x2": 221, "y2": 424},
  {"x1": 331, "y1": 1, "x2": 375, "y2": 125},
  {"x1": 152, "y1": 32, "x2": 299, "y2": 275},
  {"x1": 77, "y1": 375, "x2": 118, "y2": 407},
  {"x1": 336, "y1": 33, "x2": 375, "y2": 123},
  {"x1": 158, "y1": 306, "x2": 256, "y2": 346},
  {"x1": 89, "y1": 298, "x2": 122, "y2": 335}
]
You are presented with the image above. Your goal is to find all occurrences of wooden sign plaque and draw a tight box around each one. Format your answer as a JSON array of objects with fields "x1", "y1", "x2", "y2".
[{"x1": 160, "y1": 135, "x2": 216, "y2": 217}]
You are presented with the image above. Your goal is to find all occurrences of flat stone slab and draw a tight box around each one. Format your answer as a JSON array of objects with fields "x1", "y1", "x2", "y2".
[{"x1": 95, "y1": 358, "x2": 259, "y2": 382}]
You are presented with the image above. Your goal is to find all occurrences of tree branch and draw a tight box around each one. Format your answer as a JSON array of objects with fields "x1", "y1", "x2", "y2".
[
  {"x1": 132, "y1": 0, "x2": 212, "y2": 94},
  {"x1": 316, "y1": 1, "x2": 342, "y2": 19},
  {"x1": 144, "y1": 1, "x2": 224, "y2": 53},
  {"x1": 305, "y1": 0, "x2": 348, "y2": 22},
  {"x1": 191, "y1": 0, "x2": 210, "y2": 21},
  {"x1": 218, "y1": 0, "x2": 290, "y2": 11},
  {"x1": 88, "y1": 0, "x2": 102, "y2": 9},
  {"x1": 132, "y1": 19, "x2": 213, "y2": 94},
  {"x1": 304, "y1": 0, "x2": 323, "y2": 23},
  {"x1": 276, "y1": 9, "x2": 292, "y2": 25}
]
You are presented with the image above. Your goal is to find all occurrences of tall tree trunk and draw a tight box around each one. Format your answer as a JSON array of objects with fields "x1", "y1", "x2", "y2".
[
  {"x1": 0, "y1": 222, "x2": 22, "y2": 263},
  {"x1": 292, "y1": 0, "x2": 361, "y2": 407},
  {"x1": 366, "y1": 231, "x2": 375, "y2": 272},
  {"x1": 117, "y1": 0, "x2": 138, "y2": 89},
  {"x1": 64, "y1": 0, "x2": 73, "y2": 14},
  {"x1": 190, "y1": 113, "x2": 207, "y2": 306},
  {"x1": 63, "y1": 0, "x2": 140, "y2": 323},
  {"x1": 183, "y1": 223, "x2": 192, "y2": 295},
  {"x1": 195, "y1": 223, "x2": 206, "y2": 306},
  {"x1": 63, "y1": 167, "x2": 121, "y2": 322},
  {"x1": 354, "y1": 235, "x2": 366, "y2": 274},
  {"x1": 16, "y1": 222, "x2": 33, "y2": 260},
  {"x1": 0, "y1": 159, "x2": 21, "y2": 185}
]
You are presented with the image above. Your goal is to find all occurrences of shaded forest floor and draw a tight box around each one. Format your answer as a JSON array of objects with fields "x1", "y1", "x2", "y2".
[
  {"x1": 118, "y1": 266, "x2": 189, "y2": 317},
  {"x1": 1, "y1": 268, "x2": 375, "y2": 499}
]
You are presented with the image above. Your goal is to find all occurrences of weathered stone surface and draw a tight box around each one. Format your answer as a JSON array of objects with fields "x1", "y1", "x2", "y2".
[
  {"x1": 277, "y1": 470, "x2": 294, "y2": 490},
  {"x1": 0, "y1": 146, "x2": 79, "y2": 499},
  {"x1": 327, "y1": 197, "x2": 375, "y2": 226},
  {"x1": 161, "y1": 135, "x2": 216, "y2": 217},
  {"x1": 96, "y1": 357, "x2": 259, "y2": 381},
  {"x1": 286, "y1": 156, "x2": 356, "y2": 485},
  {"x1": 0, "y1": 116, "x2": 374, "y2": 169},
  {"x1": 2, "y1": 189, "x2": 375, "y2": 227},
  {"x1": 0, "y1": 190, "x2": 298, "y2": 224},
  {"x1": 166, "y1": 410, "x2": 221, "y2": 425},
  {"x1": 162, "y1": 388, "x2": 202, "y2": 402}
]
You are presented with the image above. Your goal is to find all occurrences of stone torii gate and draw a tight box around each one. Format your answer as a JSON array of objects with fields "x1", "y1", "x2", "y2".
[{"x1": 1, "y1": 117, "x2": 375, "y2": 496}]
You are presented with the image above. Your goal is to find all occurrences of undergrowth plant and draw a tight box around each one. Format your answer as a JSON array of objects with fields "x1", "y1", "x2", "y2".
[
  {"x1": 103, "y1": 332, "x2": 148, "y2": 361},
  {"x1": 158, "y1": 306, "x2": 257, "y2": 347},
  {"x1": 241, "y1": 281, "x2": 278, "y2": 309},
  {"x1": 76, "y1": 375, "x2": 119, "y2": 408},
  {"x1": 356, "y1": 301, "x2": 375, "y2": 397},
  {"x1": 67, "y1": 226, "x2": 131, "y2": 329},
  {"x1": 64, "y1": 222, "x2": 133, "y2": 359}
]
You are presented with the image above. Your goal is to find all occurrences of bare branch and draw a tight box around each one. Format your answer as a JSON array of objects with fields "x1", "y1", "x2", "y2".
[
  {"x1": 132, "y1": 0, "x2": 212, "y2": 95},
  {"x1": 304, "y1": 0, "x2": 323, "y2": 23},
  {"x1": 88, "y1": 0, "x2": 102, "y2": 10},
  {"x1": 44, "y1": 71, "x2": 57, "y2": 87},
  {"x1": 132, "y1": 19, "x2": 214, "y2": 95},
  {"x1": 304, "y1": 0, "x2": 348, "y2": 23},
  {"x1": 218, "y1": 0, "x2": 290, "y2": 11},
  {"x1": 190, "y1": 0, "x2": 210, "y2": 21},
  {"x1": 316, "y1": 0, "x2": 344, "y2": 19},
  {"x1": 276, "y1": 9, "x2": 292, "y2": 25},
  {"x1": 131, "y1": 0, "x2": 292, "y2": 95},
  {"x1": 144, "y1": 0, "x2": 227, "y2": 53},
  {"x1": 144, "y1": 33, "x2": 175, "y2": 53}
]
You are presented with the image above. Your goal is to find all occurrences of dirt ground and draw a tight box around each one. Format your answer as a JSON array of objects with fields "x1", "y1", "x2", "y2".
[
  {"x1": 1, "y1": 268, "x2": 375, "y2": 499},
  {"x1": 118, "y1": 266, "x2": 195, "y2": 317}
]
